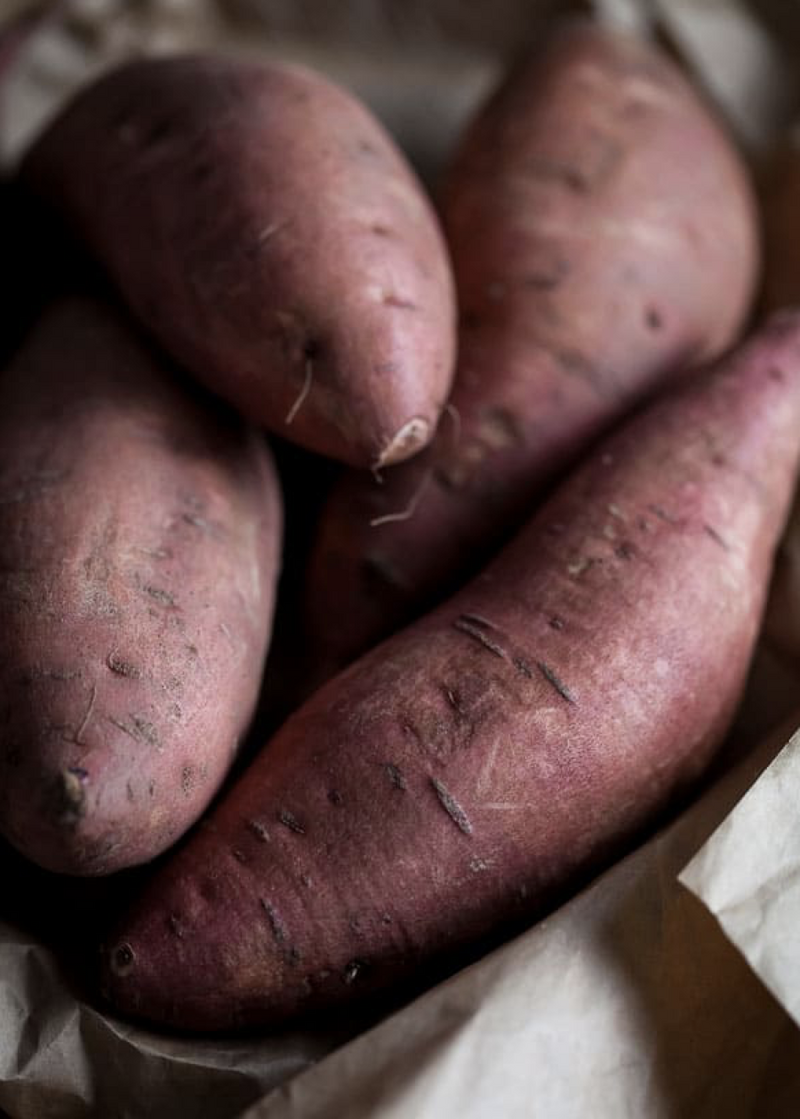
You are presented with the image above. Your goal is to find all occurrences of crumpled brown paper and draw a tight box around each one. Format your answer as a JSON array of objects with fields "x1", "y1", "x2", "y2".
[
  {"x1": 682, "y1": 726, "x2": 800, "y2": 1032},
  {"x1": 0, "y1": 916, "x2": 351, "y2": 1119},
  {"x1": 3, "y1": 2, "x2": 800, "y2": 1118}
]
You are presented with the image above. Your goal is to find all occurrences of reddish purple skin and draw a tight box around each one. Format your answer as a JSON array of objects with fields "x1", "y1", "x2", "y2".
[
  {"x1": 19, "y1": 54, "x2": 456, "y2": 467},
  {"x1": 102, "y1": 313, "x2": 800, "y2": 1031},
  {"x1": 303, "y1": 20, "x2": 759, "y2": 682},
  {"x1": 0, "y1": 297, "x2": 282, "y2": 876}
]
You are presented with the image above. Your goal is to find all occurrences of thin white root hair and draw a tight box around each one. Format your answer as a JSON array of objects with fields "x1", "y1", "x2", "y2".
[
  {"x1": 370, "y1": 469, "x2": 433, "y2": 527},
  {"x1": 444, "y1": 401, "x2": 462, "y2": 448},
  {"x1": 285, "y1": 358, "x2": 314, "y2": 425},
  {"x1": 76, "y1": 684, "x2": 97, "y2": 745}
]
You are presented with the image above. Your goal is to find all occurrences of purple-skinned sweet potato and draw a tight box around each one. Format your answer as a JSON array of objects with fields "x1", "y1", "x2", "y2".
[
  {"x1": 0, "y1": 295, "x2": 282, "y2": 876},
  {"x1": 19, "y1": 53, "x2": 456, "y2": 468},
  {"x1": 101, "y1": 311, "x2": 800, "y2": 1032},
  {"x1": 302, "y1": 19, "x2": 759, "y2": 685}
]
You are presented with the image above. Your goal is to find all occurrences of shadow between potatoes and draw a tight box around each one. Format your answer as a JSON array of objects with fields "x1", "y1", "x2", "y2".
[{"x1": 244, "y1": 436, "x2": 341, "y2": 749}]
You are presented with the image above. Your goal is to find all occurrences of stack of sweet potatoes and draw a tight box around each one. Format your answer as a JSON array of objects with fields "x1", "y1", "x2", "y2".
[{"x1": 1, "y1": 16, "x2": 799, "y2": 1034}]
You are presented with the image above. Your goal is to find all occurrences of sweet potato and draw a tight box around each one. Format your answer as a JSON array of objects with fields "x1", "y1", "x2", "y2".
[
  {"x1": 101, "y1": 312, "x2": 800, "y2": 1032},
  {"x1": 0, "y1": 296, "x2": 282, "y2": 876},
  {"x1": 302, "y1": 20, "x2": 759, "y2": 683},
  {"x1": 19, "y1": 53, "x2": 456, "y2": 468}
]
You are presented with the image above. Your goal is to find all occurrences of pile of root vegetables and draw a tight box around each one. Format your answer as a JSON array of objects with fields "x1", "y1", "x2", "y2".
[{"x1": 2, "y1": 15, "x2": 800, "y2": 1035}]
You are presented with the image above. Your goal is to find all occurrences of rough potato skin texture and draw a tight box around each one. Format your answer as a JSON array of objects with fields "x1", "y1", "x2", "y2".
[
  {"x1": 0, "y1": 297, "x2": 282, "y2": 876},
  {"x1": 19, "y1": 54, "x2": 456, "y2": 468},
  {"x1": 102, "y1": 313, "x2": 800, "y2": 1032},
  {"x1": 303, "y1": 20, "x2": 759, "y2": 683}
]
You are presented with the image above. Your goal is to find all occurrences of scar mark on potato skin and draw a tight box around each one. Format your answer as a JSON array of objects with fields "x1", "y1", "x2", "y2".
[
  {"x1": 453, "y1": 616, "x2": 506, "y2": 658},
  {"x1": 431, "y1": 778, "x2": 473, "y2": 835},
  {"x1": 107, "y1": 652, "x2": 140, "y2": 678},
  {"x1": 513, "y1": 657, "x2": 533, "y2": 678},
  {"x1": 537, "y1": 662, "x2": 576, "y2": 704},
  {"x1": 382, "y1": 292, "x2": 418, "y2": 310},
  {"x1": 343, "y1": 959, "x2": 365, "y2": 984},
  {"x1": 547, "y1": 344, "x2": 613, "y2": 396},
  {"x1": 459, "y1": 613, "x2": 495, "y2": 630},
  {"x1": 648, "y1": 504, "x2": 681, "y2": 526},
  {"x1": 144, "y1": 585, "x2": 176, "y2": 608},
  {"x1": 246, "y1": 819, "x2": 270, "y2": 842},
  {"x1": 182, "y1": 512, "x2": 220, "y2": 538},
  {"x1": 278, "y1": 809, "x2": 305, "y2": 835},
  {"x1": 568, "y1": 556, "x2": 603, "y2": 579},
  {"x1": 109, "y1": 942, "x2": 135, "y2": 978},
  {"x1": 109, "y1": 715, "x2": 161, "y2": 748},
  {"x1": 384, "y1": 763, "x2": 407, "y2": 791},
  {"x1": 259, "y1": 899, "x2": 289, "y2": 944},
  {"x1": 442, "y1": 685, "x2": 465, "y2": 715},
  {"x1": 615, "y1": 542, "x2": 637, "y2": 561},
  {"x1": 704, "y1": 524, "x2": 731, "y2": 551}
]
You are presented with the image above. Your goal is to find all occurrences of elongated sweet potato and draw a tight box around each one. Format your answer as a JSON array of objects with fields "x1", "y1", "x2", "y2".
[
  {"x1": 302, "y1": 20, "x2": 759, "y2": 684},
  {"x1": 101, "y1": 312, "x2": 800, "y2": 1032},
  {"x1": 0, "y1": 296, "x2": 282, "y2": 876},
  {"x1": 19, "y1": 53, "x2": 456, "y2": 468}
]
